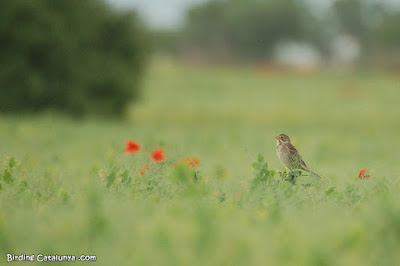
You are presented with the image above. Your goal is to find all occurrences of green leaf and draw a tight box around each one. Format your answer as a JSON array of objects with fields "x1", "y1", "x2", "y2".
[
  {"x1": 3, "y1": 169, "x2": 14, "y2": 184},
  {"x1": 260, "y1": 174, "x2": 268, "y2": 182},
  {"x1": 193, "y1": 170, "x2": 202, "y2": 182},
  {"x1": 251, "y1": 162, "x2": 259, "y2": 169},
  {"x1": 325, "y1": 187, "x2": 335, "y2": 196},
  {"x1": 18, "y1": 179, "x2": 28, "y2": 193},
  {"x1": 262, "y1": 162, "x2": 269, "y2": 172},
  {"x1": 106, "y1": 169, "x2": 117, "y2": 188},
  {"x1": 218, "y1": 192, "x2": 226, "y2": 203},
  {"x1": 8, "y1": 156, "x2": 17, "y2": 169},
  {"x1": 58, "y1": 189, "x2": 69, "y2": 204},
  {"x1": 266, "y1": 170, "x2": 276, "y2": 178},
  {"x1": 252, "y1": 176, "x2": 261, "y2": 186},
  {"x1": 257, "y1": 154, "x2": 264, "y2": 163},
  {"x1": 120, "y1": 170, "x2": 131, "y2": 185}
]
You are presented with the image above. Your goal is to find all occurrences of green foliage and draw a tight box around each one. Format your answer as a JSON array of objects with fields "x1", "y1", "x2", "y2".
[
  {"x1": 171, "y1": 163, "x2": 202, "y2": 185},
  {"x1": 0, "y1": 0, "x2": 148, "y2": 117},
  {"x1": 0, "y1": 156, "x2": 68, "y2": 206},
  {"x1": 105, "y1": 168, "x2": 118, "y2": 189},
  {"x1": 172, "y1": 164, "x2": 193, "y2": 184},
  {"x1": 1, "y1": 157, "x2": 17, "y2": 185},
  {"x1": 280, "y1": 169, "x2": 304, "y2": 184},
  {"x1": 325, "y1": 186, "x2": 336, "y2": 196},
  {"x1": 2, "y1": 169, "x2": 13, "y2": 185},
  {"x1": 374, "y1": 11, "x2": 400, "y2": 49},
  {"x1": 251, "y1": 154, "x2": 276, "y2": 188},
  {"x1": 103, "y1": 168, "x2": 135, "y2": 192},
  {"x1": 217, "y1": 191, "x2": 225, "y2": 203},
  {"x1": 333, "y1": 0, "x2": 369, "y2": 42}
]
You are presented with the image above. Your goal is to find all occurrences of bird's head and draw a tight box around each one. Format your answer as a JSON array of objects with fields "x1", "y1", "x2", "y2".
[{"x1": 276, "y1": 134, "x2": 291, "y2": 144}]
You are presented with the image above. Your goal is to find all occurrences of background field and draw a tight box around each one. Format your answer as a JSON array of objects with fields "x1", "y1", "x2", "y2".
[{"x1": 1, "y1": 60, "x2": 400, "y2": 265}]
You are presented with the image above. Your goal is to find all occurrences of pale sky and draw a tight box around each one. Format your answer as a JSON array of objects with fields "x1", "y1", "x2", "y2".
[
  {"x1": 107, "y1": 0, "x2": 208, "y2": 28},
  {"x1": 106, "y1": 0, "x2": 400, "y2": 29}
]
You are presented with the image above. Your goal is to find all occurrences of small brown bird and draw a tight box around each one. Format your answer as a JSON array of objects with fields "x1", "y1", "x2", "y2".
[{"x1": 276, "y1": 134, "x2": 320, "y2": 178}]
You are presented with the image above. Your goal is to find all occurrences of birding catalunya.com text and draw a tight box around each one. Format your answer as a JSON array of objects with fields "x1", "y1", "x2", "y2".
[{"x1": 6, "y1": 253, "x2": 97, "y2": 262}]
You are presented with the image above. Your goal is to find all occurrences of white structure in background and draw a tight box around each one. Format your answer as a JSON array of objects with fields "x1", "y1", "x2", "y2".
[
  {"x1": 274, "y1": 42, "x2": 321, "y2": 70},
  {"x1": 332, "y1": 34, "x2": 361, "y2": 65}
]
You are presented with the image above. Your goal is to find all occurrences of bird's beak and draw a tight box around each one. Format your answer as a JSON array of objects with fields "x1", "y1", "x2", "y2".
[{"x1": 275, "y1": 136, "x2": 280, "y2": 140}]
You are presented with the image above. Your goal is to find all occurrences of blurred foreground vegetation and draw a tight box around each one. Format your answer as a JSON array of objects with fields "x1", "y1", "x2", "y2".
[{"x1": 1, "y1": 60, "x2": 399, "y2": 265}]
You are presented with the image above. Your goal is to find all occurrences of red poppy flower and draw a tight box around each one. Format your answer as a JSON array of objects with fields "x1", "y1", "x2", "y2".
[
  {"x1": 125, "y1": 140, "x2": 141, "y2": 154},
  {"x1": 358, "y1": 169, "x2": 370, "y2": 179},
  {"x1": 184, "y1": 157, "x2": 200, "y2": 168},
  {"x1": 139, "y1": 164, "x2": 150, "y2": 176},
  {"x1": 151, "y1": 148, "x2": 165, "y2": 162}
]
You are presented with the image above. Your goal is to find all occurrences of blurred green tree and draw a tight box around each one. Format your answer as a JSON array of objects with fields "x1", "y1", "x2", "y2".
[
  {"x1": 181, "y1": 0, "x2": 316, "y2": 61},
  {"x1": 374, "y1": 11, "x2": 400, "y2": 49},
  {"x1": 370, "y1": 10, "x2": 400, "y2": 69},
  {"x1": 0, "y1": 0, "x2": 148, "y2": 117},
  {"x1": 333, "y1": 0, "x2": 367, "y2": 41},
  {"x1": 332, "y1": 0, "x2": 386, "y2": 49}
]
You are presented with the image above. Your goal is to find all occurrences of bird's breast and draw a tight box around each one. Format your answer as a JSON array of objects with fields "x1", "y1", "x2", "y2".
[{"x1": 276, "y1": 144, "x2": 291, "y2": 168}]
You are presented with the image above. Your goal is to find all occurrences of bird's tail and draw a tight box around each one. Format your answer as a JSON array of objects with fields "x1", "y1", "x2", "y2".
[{"x1": 304, "y1": 168, "x2": 321, "y2": 179}]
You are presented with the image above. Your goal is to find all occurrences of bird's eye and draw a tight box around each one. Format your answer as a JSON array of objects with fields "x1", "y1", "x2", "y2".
[{"x1": 281, "y1": 136, "x2": 284, "y2": 139}]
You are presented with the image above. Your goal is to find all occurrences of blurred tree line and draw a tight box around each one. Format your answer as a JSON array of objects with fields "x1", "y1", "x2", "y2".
[
  {"x1": 0, "y1": 0, "x2": 148, "y2": 117},
  {"x1": 154, "y1": 0, "x2": 400, "y2": 68}
]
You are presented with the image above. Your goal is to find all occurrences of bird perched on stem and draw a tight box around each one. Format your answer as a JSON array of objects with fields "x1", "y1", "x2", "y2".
[{"x1": 276, "y1": 134, "x2": 320, "y2": 178}]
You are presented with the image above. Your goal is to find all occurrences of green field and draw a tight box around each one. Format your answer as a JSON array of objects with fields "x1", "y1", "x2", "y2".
[{"x1": 1, "y1": 60, "x2": 400, "y2": 265}]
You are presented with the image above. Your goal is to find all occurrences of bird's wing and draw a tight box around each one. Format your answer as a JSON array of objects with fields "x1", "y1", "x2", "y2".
[{"x1": 287, "y1": 143, "x2": 308, "y2": 170}]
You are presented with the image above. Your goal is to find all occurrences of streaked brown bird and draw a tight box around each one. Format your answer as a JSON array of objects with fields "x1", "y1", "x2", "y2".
[{"x1": 276, "y1": 134, "x2": 320, "y2": 178}]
